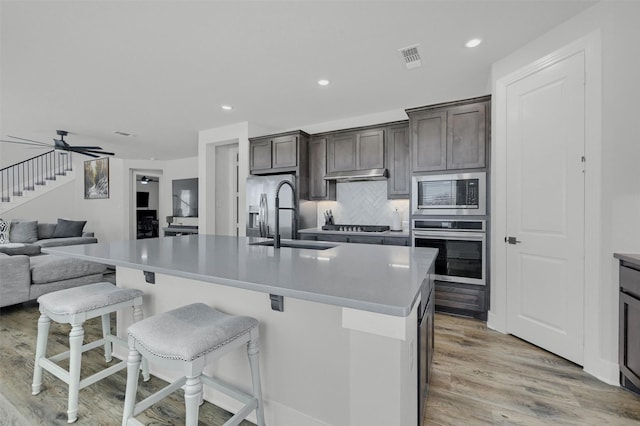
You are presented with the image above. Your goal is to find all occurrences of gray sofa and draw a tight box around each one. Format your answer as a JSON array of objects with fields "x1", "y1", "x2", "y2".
[
  {"x1": 0, "y1": 252, "x2": 107, "y2": 307},
  {"x1": 0, "y1": 219, "x2": 108, "y2": 308}
]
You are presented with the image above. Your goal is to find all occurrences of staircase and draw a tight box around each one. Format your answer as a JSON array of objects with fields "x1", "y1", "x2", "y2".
[{"x1": 0, "y1": 150, "x2": 75, "y2": 214}]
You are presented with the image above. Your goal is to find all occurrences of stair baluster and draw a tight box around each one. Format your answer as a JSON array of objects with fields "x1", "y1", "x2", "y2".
[{"x1": 0, "y1": 150, "x2": 73, "y2": 204}]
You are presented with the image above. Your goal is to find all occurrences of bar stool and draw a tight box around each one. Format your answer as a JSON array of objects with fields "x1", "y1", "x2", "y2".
[
  {"x1": 32, "y1": 282, "x2": 148, "y2": 423},
  {"x1": 121, "y1": 302, "x2": 265, "y2": 426}
]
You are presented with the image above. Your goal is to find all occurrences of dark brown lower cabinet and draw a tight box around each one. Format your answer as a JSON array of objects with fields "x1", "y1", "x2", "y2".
[
  {"x1": 620, "y1": 261, "x2": 640, "y2": 394},
  {"x1": 434, "y1": 281, "x2": 487, "y2": 321}
]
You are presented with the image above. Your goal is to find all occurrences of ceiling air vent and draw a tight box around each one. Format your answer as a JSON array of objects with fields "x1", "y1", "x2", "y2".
[{"x1": 399, "y1": 44, "x2": 422, "y2": 69}]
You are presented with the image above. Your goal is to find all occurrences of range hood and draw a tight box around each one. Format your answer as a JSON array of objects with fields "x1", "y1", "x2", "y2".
[{"x1": 323, "y1": 168, "x2": 388, "y2": 182}]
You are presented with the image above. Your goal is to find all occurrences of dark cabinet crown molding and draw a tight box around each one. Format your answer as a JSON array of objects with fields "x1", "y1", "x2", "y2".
[{"x1": 405, "y1": 95, "x2": 491, "y2": 115}]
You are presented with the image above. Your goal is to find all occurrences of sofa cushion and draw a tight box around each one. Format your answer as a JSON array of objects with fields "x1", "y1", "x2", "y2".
[
  {"x1": 37, "y1": 223, "x2": 57, "y2": 239},
  {"x1": 30, "y1": 255, "x2": 107, "y2": 284},
  {"x1": 0, "y1": 243, "x2": 41, "y2": 256},
  {"x1": 51, "y1": 219, "x2": 86, "y2": 238},
  {"x1": 34, "y1": 236, "x2": 98, "y2": 248},
  {"x1": 9, "y1": 220, "x2": 39, "y2": 243}
]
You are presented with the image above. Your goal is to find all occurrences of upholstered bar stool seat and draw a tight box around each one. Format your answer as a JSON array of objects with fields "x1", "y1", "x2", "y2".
[
  {"x1": 32, "y1": 282, "x2": 148, "y2": 423},
  {"x1": 122, "y1": 302, "x2": 265, "y2": 426}
]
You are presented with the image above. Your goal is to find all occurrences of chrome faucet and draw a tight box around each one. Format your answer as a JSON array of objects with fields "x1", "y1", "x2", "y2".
[{"x1": 274, "y1": 179, "x2": 297, "y2": 248}]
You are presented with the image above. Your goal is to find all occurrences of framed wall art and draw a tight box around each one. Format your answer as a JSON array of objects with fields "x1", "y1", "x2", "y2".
[{"x1": 84, "y1": 157, "x2": 109, "y2": 199}]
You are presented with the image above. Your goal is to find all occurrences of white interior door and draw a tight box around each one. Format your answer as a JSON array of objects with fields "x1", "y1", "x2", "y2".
[{"x1": 505, "y1": 51, "x2": 585, "y2": 365}]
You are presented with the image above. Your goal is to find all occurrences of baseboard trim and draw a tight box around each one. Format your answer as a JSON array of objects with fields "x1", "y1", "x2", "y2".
[{"x1": 584, "y1": 359, "x2": 620, "y2": 386}]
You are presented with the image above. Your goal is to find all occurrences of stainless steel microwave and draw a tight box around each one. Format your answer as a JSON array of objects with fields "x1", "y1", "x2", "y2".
[{"x1": 412, "y1": 172, "x2": 486, "y2": 216}]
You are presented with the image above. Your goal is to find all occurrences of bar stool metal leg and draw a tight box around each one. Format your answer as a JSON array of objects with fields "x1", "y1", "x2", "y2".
[{"x1": 31, "y1": 313, "x2": 51, "y2": 396}]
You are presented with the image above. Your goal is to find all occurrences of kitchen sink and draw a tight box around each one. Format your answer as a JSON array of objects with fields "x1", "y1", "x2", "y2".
[{"x1": 249, "y1": 240, "x2": 337, "y2": 250}]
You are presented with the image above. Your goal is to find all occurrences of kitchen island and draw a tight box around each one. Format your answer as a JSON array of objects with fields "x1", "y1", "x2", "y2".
[{"x1": 44, "y1": 235, "x2": 437, "y2": 426}]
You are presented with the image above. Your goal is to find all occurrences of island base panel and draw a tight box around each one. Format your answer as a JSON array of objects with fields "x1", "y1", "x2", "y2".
[{"x1": 114, "y1": 266, "x2": 418, "y2": 426}]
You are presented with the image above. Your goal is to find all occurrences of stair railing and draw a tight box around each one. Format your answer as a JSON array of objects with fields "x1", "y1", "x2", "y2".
[{"x1": 0, "y1": 150, "x2": 73, "y2": 203}]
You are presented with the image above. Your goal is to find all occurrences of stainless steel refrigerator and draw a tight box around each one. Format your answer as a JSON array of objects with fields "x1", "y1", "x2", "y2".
[{"x1": 246, "y1": 174, "x2": 297, "y2": 239}]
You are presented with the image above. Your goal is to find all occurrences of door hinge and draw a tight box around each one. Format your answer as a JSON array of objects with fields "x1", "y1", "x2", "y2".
[{"x1": 505, "y1": 236, "x2": 521, "y2": 245}]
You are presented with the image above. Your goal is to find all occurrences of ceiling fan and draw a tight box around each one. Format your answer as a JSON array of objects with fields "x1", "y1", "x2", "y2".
[
  {"x1": 138, "y1": 176, "x2": 158, "y2": 184},
  {"x1": 0, "y1": 130, "x2": 115, "y2": 158}
]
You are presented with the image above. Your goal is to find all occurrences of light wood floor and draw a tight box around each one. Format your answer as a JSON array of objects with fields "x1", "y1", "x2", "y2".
[
  {"x1": 1, "y1": 303, "x2": 638, "y2": 425},
  {"x1": 424, "y1": 313, "x2": 640, "y2": 425}
]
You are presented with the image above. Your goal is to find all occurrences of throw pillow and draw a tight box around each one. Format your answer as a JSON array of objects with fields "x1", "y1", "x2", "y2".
[
  {"x1": 37, "y1": 223, "x2": 57, "y2": 239},
  {"x1": 51, "y1": 218, "x2": 87, "y2": 238},
  {"x1": 0, "y1": 218, "x2": 8, "y2": 243},
  {"x1": 9, "y1": 220, "x2": 39, "y2": 243}
]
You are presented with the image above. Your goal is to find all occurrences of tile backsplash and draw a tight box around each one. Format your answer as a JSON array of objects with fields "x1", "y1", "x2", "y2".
[{"x1": 316, "y1": 181, "x2": 409, "y2": 229}]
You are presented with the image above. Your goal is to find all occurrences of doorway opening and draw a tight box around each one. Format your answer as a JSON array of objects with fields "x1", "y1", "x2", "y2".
[
  {"x1": 135, "y1": 174, "x2": 160, "y2": 239},
  {"x1": 214, "y1": 143, "x2": 239, "y2": 236}
]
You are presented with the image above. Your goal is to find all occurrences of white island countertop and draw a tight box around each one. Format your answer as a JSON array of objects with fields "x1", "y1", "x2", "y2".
[{"x1": 43, "y1": 235, "x2": 436, "y2": 317}]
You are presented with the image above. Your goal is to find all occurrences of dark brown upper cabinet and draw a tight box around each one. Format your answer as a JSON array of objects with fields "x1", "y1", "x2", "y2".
[
  {"x1": 357, "y1": 129, "x2": 385, "y2": 170},
  {"x1": 386, "y1": 123, "x2": 410, "y2": 199},
  {"x1": 308, "y1": 136, "x2": 336, "y2": 200},
  {"x1": 327, "y1": 128, "x2": 384, "y2": 173},
  {"x1": 327, "y1": 133, "x2": 357, "y2": 173},
  {"x1": 407, "y1": 96, "x2": 490, "y2": 172},
  {"x1": 249, "y1": 130, "x2": 309, "y2": 175},
  {"x1": 249, "y1": 138, "x2": 272, "y2": 172}
]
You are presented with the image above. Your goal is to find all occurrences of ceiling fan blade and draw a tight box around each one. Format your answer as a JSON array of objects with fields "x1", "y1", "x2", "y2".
[
  {"x1": 6, "y1": 135, "x2": 51, "y2": 146},
  {"x1": 69, "y1": 147, "x2": 115, "y2": 156},
  {"x1": 72, "y1": 150, "x2": 99, "y2": 158},
  {"x1": 0, "y1": 139, "x2": 53, "y2": 148},
  {"x1": 69, "y1": 145, "x2": 104, "y2": 149}
]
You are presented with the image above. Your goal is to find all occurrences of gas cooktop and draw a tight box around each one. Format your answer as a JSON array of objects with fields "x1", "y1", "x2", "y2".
[{"x1": 321, "y1": 224, "x2": 390, "y2": 233}]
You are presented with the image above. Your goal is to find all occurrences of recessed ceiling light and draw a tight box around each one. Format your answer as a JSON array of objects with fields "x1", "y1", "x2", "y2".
[
  {"x1": 317, "y1": 79, "x2": 330, "y2": 86},
  {"x1": 221, "y1": 105, "x2": 233, "y2": 111},
  {"x1": 465, "y1": 38, "x2": 482, "y2": 48}
]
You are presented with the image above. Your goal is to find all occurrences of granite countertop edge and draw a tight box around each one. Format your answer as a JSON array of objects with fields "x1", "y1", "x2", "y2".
[{"x1": 43, "y1": 235, "x2": 436, "y2": 318}]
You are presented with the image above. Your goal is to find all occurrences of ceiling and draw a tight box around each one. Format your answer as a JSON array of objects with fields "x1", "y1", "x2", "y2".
[{"x1": 0, "y1": 0, "x2": 596, "y2": 162}]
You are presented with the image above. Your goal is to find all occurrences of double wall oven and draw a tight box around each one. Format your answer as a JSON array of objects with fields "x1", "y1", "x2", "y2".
[
  {"x1": 413, "y1": 219, "x2": 486, "y2": 286},
  {"x1": 411, "y1": 172, "x2": 487, "y2": 286}
]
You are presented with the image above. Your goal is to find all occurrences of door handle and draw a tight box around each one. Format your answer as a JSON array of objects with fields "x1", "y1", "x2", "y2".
[{"x1": 505, "y1": 236, "x2": 521, "y2": 244}]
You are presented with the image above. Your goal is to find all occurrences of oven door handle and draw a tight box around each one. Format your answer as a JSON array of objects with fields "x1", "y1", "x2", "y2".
[{"x1": 413, "y1": 231, "x2": 485, "y2": 241}]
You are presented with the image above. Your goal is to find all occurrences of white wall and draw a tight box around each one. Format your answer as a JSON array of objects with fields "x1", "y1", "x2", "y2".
[
  {"x1": 1, "y1": 155, "x2": 201, "y2": 243},
  {"x1": 490, "y1": 1, "x2": 640, "y2": 384},
  {"x1": 0, "y1": 156, "x2": 127, "y2": 242},
  {"x1": 297, "y1": 108, "x2": 408, "y2": 135}
]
